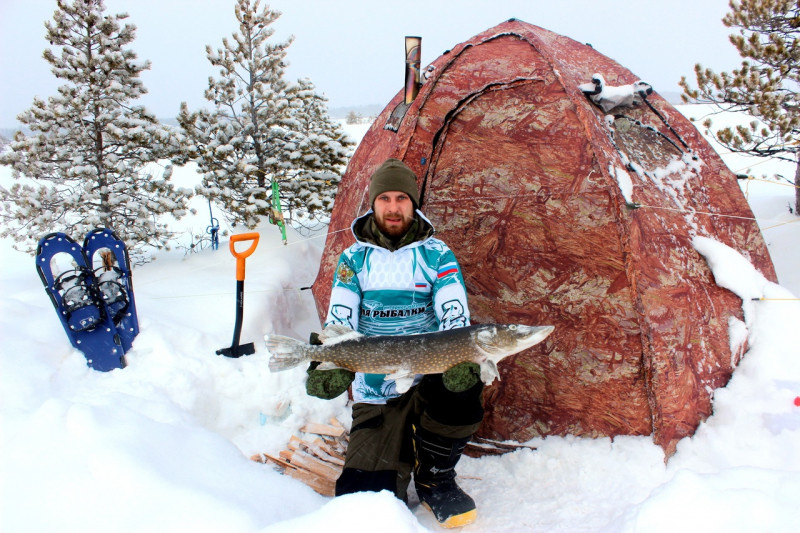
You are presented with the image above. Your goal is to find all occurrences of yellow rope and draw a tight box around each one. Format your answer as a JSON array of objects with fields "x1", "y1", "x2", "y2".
[
  {"x1": 146, "y1": 286, "x2": 311, "y2": 300},
  {"x1": 633, "y1": 204, "x2": 799, "y2": 231},
  {"x1": 742, "y1": 176, "x2": 800, "y2": 189},
  {"x1": 633, "y1": 204, "x2": 759, "y2": 222},
  {"x1": 760, "y1": 218, "x2": 800, "y2": 231},
  {"x1": 136, "y1": 178, "x2": 798, "y2": 294}
]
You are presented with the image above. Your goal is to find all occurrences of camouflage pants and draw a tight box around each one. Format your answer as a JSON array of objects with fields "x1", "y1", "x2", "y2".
[{"x1": 335, "y1": 374, "x2": 483, "y2": 501}]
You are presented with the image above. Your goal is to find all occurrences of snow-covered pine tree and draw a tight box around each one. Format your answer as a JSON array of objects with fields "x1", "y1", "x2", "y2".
[
  {"x1": 0, "y1": 0, "x2": 193, "y2": 258},
  {"x1": 177, "y1": 0, "x2": 351, "y2": 231},
  {"x1": 280, "y1": 78, "x2": 353, "y2": 228},
  {"x1": 680, "y1": 0, "x2": 800, "y2": 214}
]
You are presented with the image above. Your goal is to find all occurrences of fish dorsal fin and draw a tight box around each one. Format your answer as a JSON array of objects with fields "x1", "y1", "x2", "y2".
[
  {"x1": 319, "y1": 324, "x2": 362, "y2": 345},
  {"x1": 474, "y1": 326, "x2": 498, "y2": 354},
  {"x1": 321, "y1": 324, "x2": 354, "y2": 338}
]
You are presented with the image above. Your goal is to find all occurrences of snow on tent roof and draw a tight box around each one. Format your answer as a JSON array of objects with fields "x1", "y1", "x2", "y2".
[{"x1": 311, "y1": 19, "x2": 777, "y2": 456}]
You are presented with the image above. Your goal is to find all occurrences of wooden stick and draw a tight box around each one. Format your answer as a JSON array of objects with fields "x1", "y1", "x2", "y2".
[
  {"x1": 307, "y1": 444, "x2": 346, "y2": 466},
  {"x1": 253, "y1": 452, "x2": 291, "y2": 471},
  {"x1": 300, "y1": 422, "x2": 346, "y2": 438},
  {"x1": 320, "y1": 435, "x2": 348, "y2": 454},
  {"x1": 250, "y1": 453, "x2": 267, "y2": 463},
  {"x1": 250, "y1": 419, "x2": 351, "y2": 497},
  {"x1": 284, "y1": 466, "x2": 336, "y2": 497},
  {"x1": 308, "y1": 438, "x2": 346, "y2": 464},
  {"x1": 288, "y1": 450, "x2": 342, "y2": 481},
  {"x1": 279, "y1": 449, "x2": 294, "y2": 462},
  {"x1": 473, "y1": 436, "x2": 537, "y2": 450},
  {"x1": 288, "y1": 435, "x2": 303, "y2": 451}
]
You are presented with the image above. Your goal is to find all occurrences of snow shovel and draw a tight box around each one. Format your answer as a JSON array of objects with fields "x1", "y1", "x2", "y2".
[{"x1": 216, "y1": 232, "x2": 260, "y2": 358}]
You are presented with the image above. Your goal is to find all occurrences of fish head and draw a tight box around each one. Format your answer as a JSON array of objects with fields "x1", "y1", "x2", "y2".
[{"x1": 474, "y1": 324, "x2": 555, "y2": 364}]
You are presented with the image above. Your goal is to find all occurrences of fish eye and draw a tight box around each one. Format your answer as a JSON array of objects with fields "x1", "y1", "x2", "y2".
[{"x1": 509, "y1": 325, "x2": 517, "y2": 330}]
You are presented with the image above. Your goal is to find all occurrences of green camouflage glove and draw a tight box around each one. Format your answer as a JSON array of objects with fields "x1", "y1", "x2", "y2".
[
  {"x1": 305, "y1": 332, "x2": 354, "y2": 400},
  {"x1": 442, "y1": 362, "x2": 481, "y2": 393},
  {"x1": 306, "y1": 361, "x2": 355, "y2": 399}
]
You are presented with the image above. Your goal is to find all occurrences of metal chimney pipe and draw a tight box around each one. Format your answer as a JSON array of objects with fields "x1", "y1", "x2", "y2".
[
  {"x1": 385, "y1": 36, "x2": 422, "y2": 132},
  {"x1": 404, "y1": 36, "x2": 421, "y2": 105}
]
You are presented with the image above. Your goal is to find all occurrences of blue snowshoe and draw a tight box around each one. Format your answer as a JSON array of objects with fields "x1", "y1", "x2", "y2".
[
  {"x1": 36, "y1": 233, "x2": 125, "y2": 371},
  {"x1": 83, "y1": 228, "x2": 139, "y2": 352}
]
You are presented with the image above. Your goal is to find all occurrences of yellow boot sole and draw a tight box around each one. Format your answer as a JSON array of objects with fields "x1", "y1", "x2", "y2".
[{"x1": 422, "y1": 502, "x2": 477, "y2": 528}]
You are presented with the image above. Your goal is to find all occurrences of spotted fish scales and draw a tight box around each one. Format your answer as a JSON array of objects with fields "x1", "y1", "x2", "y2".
[{"x1": 265, "y1": 323, "x2": 554, "y2": 393}]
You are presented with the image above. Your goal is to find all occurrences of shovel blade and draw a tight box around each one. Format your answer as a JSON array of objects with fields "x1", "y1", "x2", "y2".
[{"x1": 216, "y1": 342, "x2": 256, "y2": 358}]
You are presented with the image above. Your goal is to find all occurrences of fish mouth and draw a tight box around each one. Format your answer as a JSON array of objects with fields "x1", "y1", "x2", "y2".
[
  {"x1": 477, "y1": 324, "x2": 555, "y2": 361},
  {"x1": 516, "y1": 325, "x2": 555, "y2": 346}
]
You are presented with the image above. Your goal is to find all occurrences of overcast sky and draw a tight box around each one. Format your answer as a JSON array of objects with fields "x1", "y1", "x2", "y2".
[{"x1": 0, "y1": 0, "x2": 743, "y2": 127}]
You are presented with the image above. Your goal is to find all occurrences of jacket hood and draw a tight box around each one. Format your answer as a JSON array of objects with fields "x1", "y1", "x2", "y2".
[{"x1": 351, "y1": 209, "x2": 435, "y2": 251}]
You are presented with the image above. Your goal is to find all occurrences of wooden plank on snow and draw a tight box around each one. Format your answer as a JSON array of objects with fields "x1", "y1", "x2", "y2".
[
  {"x1": 300, "y1": 422, "x2": 346, "y2": 438},
  {"x1": 288, "y1": 449, "x2": 342, "y2": 481},
  {"x1": 284, "y1": 467, "x2": 336, "y2": 497}
]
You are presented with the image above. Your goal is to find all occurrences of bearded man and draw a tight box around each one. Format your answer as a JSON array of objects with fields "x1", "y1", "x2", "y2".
[{"x1": 306, "y1": 158, "x2": 483, "y2": 528}]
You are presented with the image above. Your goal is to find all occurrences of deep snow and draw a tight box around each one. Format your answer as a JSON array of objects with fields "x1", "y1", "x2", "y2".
[{"x1": 1, "y1": 110, "x2": 799, "y2": 532}]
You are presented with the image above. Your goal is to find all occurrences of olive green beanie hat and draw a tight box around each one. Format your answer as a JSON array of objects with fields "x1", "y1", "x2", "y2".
[{"x1": 368, "y1": 158, "x2": 420, "y2": 207}]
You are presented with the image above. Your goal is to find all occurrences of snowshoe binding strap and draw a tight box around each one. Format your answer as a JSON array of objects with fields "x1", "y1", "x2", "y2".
[
  {"x1": 97, "y1": 279, "x2": 129, "y2": 323},
  {"x1": 92, "y1": 265, "x2": 130, "y2": 323},
  {"x1": 53, "y1": 268, "x2": 105, "y2": 331}
]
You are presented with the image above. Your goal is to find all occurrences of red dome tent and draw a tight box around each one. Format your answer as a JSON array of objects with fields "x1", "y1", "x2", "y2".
[{"x1": 311, "y1": 19, "x2": 776, "y2": 455}]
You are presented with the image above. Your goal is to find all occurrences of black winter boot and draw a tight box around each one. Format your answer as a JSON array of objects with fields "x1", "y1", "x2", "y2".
[{"x1": 412, "y1": 425, "x2": 477, "y2": 528}]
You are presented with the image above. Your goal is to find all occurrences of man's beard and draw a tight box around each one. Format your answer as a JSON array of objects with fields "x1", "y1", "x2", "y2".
[{"x1": 374, "y1": 211, "x2": 414, "y2": 238}]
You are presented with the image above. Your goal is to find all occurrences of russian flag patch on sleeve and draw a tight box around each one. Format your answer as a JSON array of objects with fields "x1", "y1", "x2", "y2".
[{"x1": 437, "y1": 263, "x2": 459, "y2": 279}]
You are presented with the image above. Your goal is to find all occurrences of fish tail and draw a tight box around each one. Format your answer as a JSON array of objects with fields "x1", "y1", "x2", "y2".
[{"x1": 265, "y1": 334, "x2": 308, "y2": 372}]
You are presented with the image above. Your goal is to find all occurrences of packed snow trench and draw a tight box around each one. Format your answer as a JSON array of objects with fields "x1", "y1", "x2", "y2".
[{"x1": 2, "y1": 114, "x2": 799, "y2": 532}]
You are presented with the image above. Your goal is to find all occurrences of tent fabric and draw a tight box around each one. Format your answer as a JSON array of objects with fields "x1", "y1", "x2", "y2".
[{"x1": 312, "y1": 19, "x2": 777, "y2": 455}]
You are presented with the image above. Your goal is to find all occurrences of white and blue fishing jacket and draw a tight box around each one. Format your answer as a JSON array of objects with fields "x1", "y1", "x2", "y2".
[{"x1": 324, "y1": 209, "x2": 471, "y2": 404}]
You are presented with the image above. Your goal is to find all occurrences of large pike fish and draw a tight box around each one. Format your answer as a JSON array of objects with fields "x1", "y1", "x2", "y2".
[{"x1": 265, "y1": 323, "x2": 554, "y2": 393}]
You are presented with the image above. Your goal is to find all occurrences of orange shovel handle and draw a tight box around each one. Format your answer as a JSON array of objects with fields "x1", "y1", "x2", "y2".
[{"x1": 229, "y1": 232, "x2": 260, "y2": 281}]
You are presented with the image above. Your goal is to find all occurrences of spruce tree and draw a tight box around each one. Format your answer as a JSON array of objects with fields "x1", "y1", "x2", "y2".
[
  {"x1": 178, "y1": 0, "x2": 351, "y2": 231},
  {"x1": 280, "y1": 77, "x2": 352, "y2": 228},
  {"x1": 680, "y1": 0, "x2": 800, "y2": 213},
  {"x1": 0, "y1": 0, "x2": 193, "y2": 258}
]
